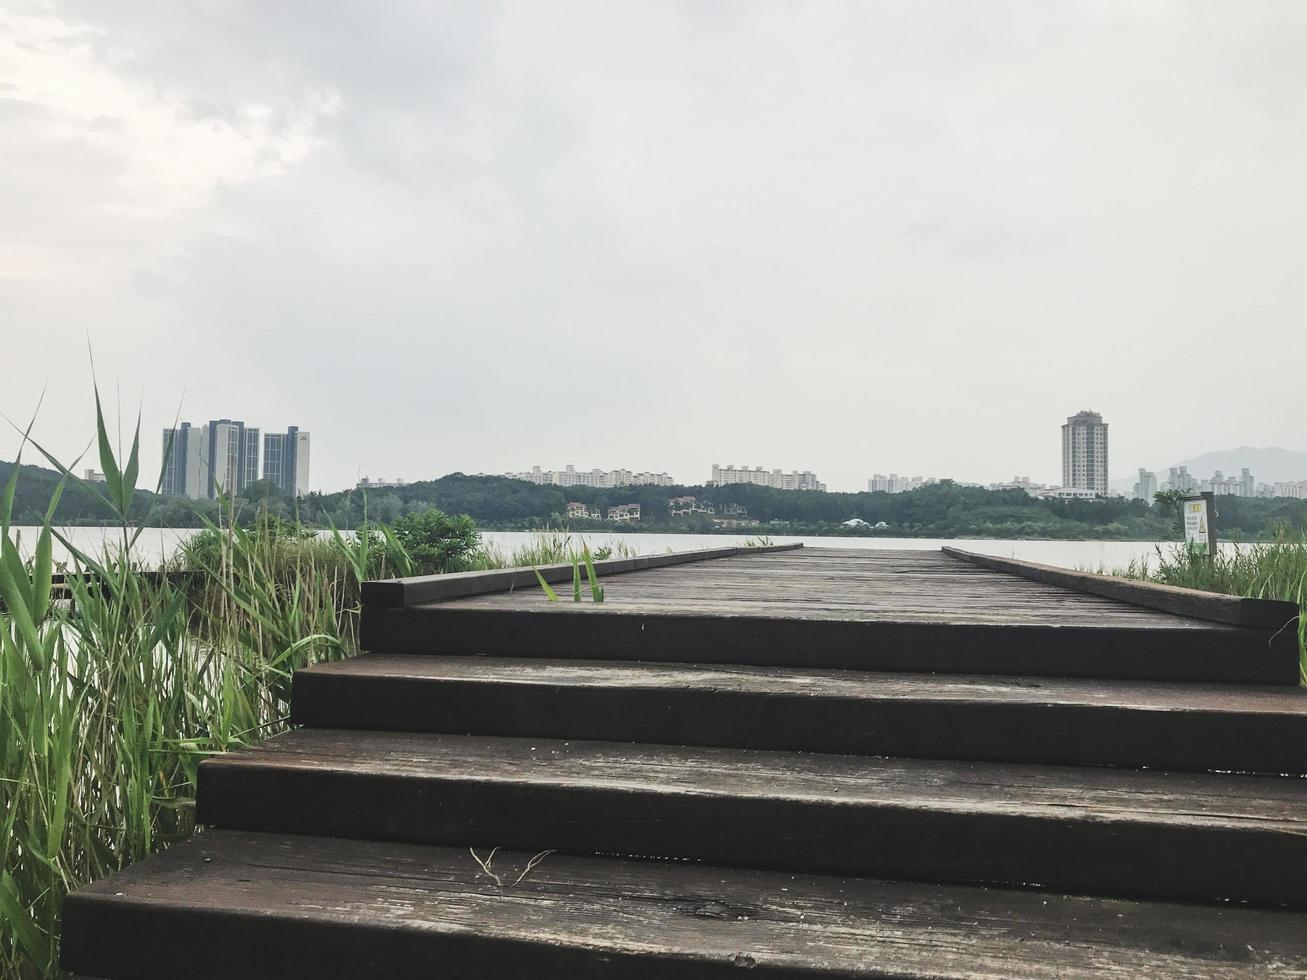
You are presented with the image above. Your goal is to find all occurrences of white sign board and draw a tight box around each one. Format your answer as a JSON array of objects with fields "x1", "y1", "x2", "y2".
[{"x1": 1183, "y1": 496, "x2": 1212, "y2": 553}]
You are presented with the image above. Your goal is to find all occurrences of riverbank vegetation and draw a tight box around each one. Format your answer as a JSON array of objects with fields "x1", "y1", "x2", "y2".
[
  {"x1": 0, "y1": 407, "x2": 633, "y2": 978},
  {"x1": 1114, "y1": 530, "x2": 1307, "y2": 682}
]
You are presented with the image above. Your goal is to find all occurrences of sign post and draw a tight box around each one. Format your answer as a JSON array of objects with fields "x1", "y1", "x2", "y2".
[{"x1": 1181, "y1": 492, "x2": 1217, "y2": 556}]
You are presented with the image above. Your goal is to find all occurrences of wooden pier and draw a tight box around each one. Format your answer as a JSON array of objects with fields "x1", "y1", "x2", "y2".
[{"x1": 62, "y1": 545, "x2": 1307, "y2": 978}]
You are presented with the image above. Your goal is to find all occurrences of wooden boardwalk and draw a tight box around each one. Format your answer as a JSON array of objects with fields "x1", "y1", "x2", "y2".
[{"x1": 63, "y1": 545, "x2": 1307, "y2": 978}]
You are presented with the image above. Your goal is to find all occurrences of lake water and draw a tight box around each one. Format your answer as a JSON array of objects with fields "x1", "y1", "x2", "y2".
[{"x1": 10, "y1": 526, "x2": 1202, "y2": 573}]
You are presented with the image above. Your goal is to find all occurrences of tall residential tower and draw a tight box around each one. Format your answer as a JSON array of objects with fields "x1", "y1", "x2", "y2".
[
  {"x1": 1061, "y1": 411, "x2": 1109, "y2": 496},
  {"x1": 263, "y1": 426, "x2": 311, "y2": 497},
  {"x1": 160, "y1": 423, "x2": 209, "y2": 500},
  {"x1": 206, "y1": 420, "x2": 260, "y2": 498}
]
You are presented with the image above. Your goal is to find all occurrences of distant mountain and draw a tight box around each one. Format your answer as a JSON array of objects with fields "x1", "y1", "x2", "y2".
[{"x1": 1111, "y1": 446, "x2": 1307, "y2": 494}]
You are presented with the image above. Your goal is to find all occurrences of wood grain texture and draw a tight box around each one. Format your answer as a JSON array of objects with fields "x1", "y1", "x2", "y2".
[
  {"x1": 360, "y1": 605, "x2": 1296, "y2": 684},
  {"x1": 417, "y1": 549, "x2": 1224, "y2": 627},
  {"x1": 197, "y1": 729, "x2": 1307, "y2": 907},
  {"x1": 60, "y1": 830, "x2": 1307, "y2": 979},
  {"x1": 943, "y1": 546, "x2": 1301, "y2": 630},
  {"x1": 361, "y1": 543, "x2": 804, "y2": 607},
  {"x1": 290, "y1": 654, "x2": 1307, "y2": 773}
]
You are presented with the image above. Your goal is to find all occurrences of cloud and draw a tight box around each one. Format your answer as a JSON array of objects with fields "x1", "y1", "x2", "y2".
[{"x1": 2, "y1": 1, "x2": 1306, "y2": 492}]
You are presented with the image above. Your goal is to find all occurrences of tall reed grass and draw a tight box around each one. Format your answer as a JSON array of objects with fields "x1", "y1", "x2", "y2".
[
  {"x1": 1114, "y1": 529, "x2": 1307, "y2": 683},
  {"x1": 0, "y1": 397, "x2": 629, "y2": 978}
]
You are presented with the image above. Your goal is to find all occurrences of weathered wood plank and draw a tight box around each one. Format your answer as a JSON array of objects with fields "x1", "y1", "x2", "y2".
[
  {"x1": 943, "y1": 547, "x2": 1302, "y2": 630},
  {"x1": 359, "y1": 605, "x2": 1299, "y2": 684},
  {"x1": 196, "y1": 730, "x2": 1307, "y2": 907},
  {"x1": 290, "y1": 654, "x2": 1307, "y2": 773},
  {"x1": 60, "y1": 830, "x2": 1307, "y2": 979},
  {"x1": 361, "y1": 543, "x2": 804, "y2": 607},
  {"x1": 413, "y1": 547, "x2": 1262, "y2": 630}
]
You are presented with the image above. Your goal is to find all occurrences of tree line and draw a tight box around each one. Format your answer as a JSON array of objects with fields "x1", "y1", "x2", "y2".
[{"x1": 6, "y1": 458, "x2": 1305, "y2": 541}]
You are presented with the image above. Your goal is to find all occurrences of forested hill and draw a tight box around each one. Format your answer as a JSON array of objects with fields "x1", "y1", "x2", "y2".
[
  {"x1": 0, "y1": 459, "x2": 165, "y2": 524},
  {"x1": 308, "y1": 474, "x2": 1307, "y2": 540},
  {"x1": 5, "y1": 459, "x2": 1305, "y2": 539}
]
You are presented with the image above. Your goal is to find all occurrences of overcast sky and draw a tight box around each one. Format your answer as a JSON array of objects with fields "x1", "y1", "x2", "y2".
[{"x1": 2, "y1": 1, "x2": 1305, "y2": 493}]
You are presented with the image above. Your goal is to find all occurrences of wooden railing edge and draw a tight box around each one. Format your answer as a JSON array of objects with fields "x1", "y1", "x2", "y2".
[
  {"x1": 942, "y1": 546, "x2": 1300, "y2": 631},
  {"x1": 363, "y1": 542, "x2": 804, "y2": 608}
]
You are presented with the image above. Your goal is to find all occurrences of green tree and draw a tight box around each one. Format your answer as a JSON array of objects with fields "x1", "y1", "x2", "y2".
[{"x1": 390, "y1": 508, "x2": 479, "y2": 574}]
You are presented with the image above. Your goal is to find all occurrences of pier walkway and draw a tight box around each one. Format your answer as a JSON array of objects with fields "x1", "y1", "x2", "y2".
[{"x1": 63, "y1": 545, "x2": 1307, "y2": 978}]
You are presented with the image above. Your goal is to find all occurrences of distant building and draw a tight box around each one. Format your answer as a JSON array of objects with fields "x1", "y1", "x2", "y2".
[
  {"x1": 1039, "y1": 486, "x2": 1099, "y2": 501},
  {"x1": 566, "y1": 501, "x2": 601, "y2": 520},
  {"x1": 711, "y1": 465, "x2": 826, "y2": 492},
  {"x1": 1131, "y1": 469, "x2": 1158, "y2": 501},
  {"x1": 206, "y1": 420, "x2": 260, "y2": 498},
  {"x1": 668, "y1": 495, "x2": 715, "y2": 516},
  {"x1": 988, "y1": 477, "x2": 1047, "y2": 497},
  {"x1": 83, "y1": 469, "x2": 106, "y2": 484},
  {"x1": 161, "y1": 422, "x2": 209, "y2": 500},
  {"x1": 1200, "y1": 468, "x2": 1257, "y2": 497},
  {"x1": 263, "y1": 426, "x2": 311, "y2": 497},
  {"x1": 357, "y1": 477, "x2": 406, "y2": 489},
  {"x1": 607, "y1": 503, "x2": 641, "y2": 522},
  {"x1": 1164, "y1": 466, "x2": 1198, "y2": 494},
  {"x1": 1061, "y1": 411, "x2": 1109, "y2": 496},
  {"x1": 868, "y1": 473, "x2": 925, "y2": 494},
  {"x1": 507, "y1": 465, "x2": 675, "y2": 488}
]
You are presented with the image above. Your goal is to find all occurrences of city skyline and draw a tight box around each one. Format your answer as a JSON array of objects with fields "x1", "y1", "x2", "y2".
[
  {"x1": 160, "y1": 419, "x2": 310, "y2": 499},
  {"x1": 139, "y1": 422, "x2": 1307, "y2": 498}
]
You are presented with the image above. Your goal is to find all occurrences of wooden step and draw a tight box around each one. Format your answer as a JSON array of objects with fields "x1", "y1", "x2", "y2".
[
  {"x1": 197, "y1": 729, "x2": 1307, "y2": 907},
  {"x1": 291, "y1": 654, "x2": 1307, "y2": 774},
  {"x1": 359, "y1": 604, "x2": 1299, "y2": 684},
  {"x1": 61, "y1": 830, "x2": 1307, "y2": 979}
]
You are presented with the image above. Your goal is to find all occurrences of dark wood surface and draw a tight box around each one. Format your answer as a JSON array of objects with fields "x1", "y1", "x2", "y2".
[
  {"x1": 61, "y1": 830, "x2": 1307, "y2": 980},
  {"x1": 62, "y1": 545, "x2": 1307, "y2": 977},
  {"x1": 291, "y1": 653, "x2": 1307, "y2": 773},
  {"x1": 944, "y1": 546, "x2": 1301, "y2": 629},
  {"x1": 362, "y1": 543, "x2": 804, "y2": 607},
  {"x1": 415, "y1": 548, "x2": 1230, "y2": 627},
  {"x1": 197, "y1": 728, "x2": 1307, "y2": 907},
  {"x1": 361, "y1": 605, "x2": 1297, "y2": 684},
  {"x1": 360, "y1": 547, "x2": 1299, "y2": 685}
]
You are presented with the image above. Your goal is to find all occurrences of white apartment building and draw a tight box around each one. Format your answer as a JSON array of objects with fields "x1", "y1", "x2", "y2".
[
  {"x1": 1131, "y1": 469, "x2": 1158, "y2": 501},
  {"x1": 1163, "y1": 466, "x2": 1198, "y2": 494},
  {"x1": 1039, "y1": 486, "x2": 1098, "y2": 501},
  {"x1": 711, "y1": 465, "x2": 826, "y2": 492},
  {"x1": 263, "y1": 426, "x2": 311, "y2": 497},
  {"x1": 1271, "y1": 481, "x2": 1307, "y2": 499},
  {"x1": 161, "y1": 422, "x2": 209, "y2": 500},
  {"x1": 1061, "y1": 411, "x2": 1109, "y2": 496},
  {"x1": 506, "y1": 465, "x2": 675, "y2": 488},
  {"x1": 868, "y1": 474, "x2": 924, "y2": 494}
]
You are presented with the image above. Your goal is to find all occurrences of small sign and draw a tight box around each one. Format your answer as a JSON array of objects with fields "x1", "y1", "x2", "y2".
[{"x1": 1182, "y1": 492, "x2": 1216, "y2": 555}]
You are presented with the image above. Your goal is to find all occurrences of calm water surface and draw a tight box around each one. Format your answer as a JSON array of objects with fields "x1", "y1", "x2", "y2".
[{"x1": 12, "y1": 526, "x2": 1202, "y2": 573}]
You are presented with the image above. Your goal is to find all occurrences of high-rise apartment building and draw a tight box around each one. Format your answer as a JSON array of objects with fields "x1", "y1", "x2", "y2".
[
  {"x1": 505, "y1": 465, "x2": 675, "y2": 488},
  {"x1": 1165, "y1": 466, "x2": 1198, "y2": 494},
  {"x1": 263, "y1": 426, "x2": 311, "y2": 497},
  {"x1": 1061, "y1": 411, "x2": 1109, "y2": 496},
  {"x1": 1131, "y1": 468, "x2": 1158, "y2": 501},
  {"x1": 161, "y1": 422, "x2": 209, "y2": 500},
  {"x1": 868, "y1": 474, "x2": 924, "y2": 494},
  {"x1": 710, "y1": 465, "x2": 826, "y2": 492},
  {"x1": 206, "y1": 420, "x2": 260, "y2": 498}
]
